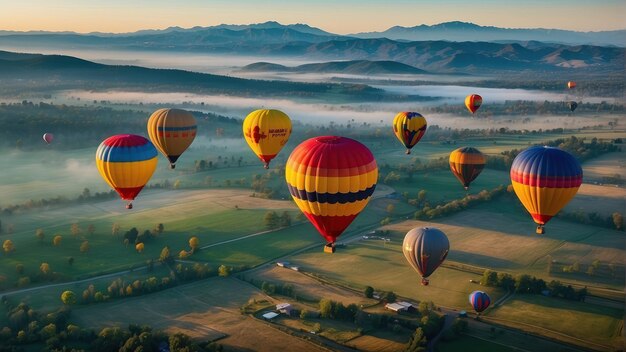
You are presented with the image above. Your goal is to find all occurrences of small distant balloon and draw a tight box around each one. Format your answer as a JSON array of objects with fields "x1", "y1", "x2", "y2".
[
  {"x1": 568, "y1": 101, "x2": 578, "y2": 112},
  {"x1": 449, "y1": 147, "x2": 486, "y2": 190},
  {"x1": 147, "y1": 108, "x2": 197, "y2": 169},
  {"x1": 567, "y1": 81, "x2": 576, "y2": 89},
  {"x1": 43, "y1": 133, "x2": 54, "y2": 144},
  {"x1": 469, "y1": 291, "x2": 491, "y2": 314},
  {"x1": 465, "y1": 94, "x2": 482, "y2": 114}
]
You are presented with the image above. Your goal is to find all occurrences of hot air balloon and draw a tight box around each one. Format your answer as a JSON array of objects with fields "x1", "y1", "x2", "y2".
[
  {"x1": 568, "y1": 101, "x2": 578, "y2": 112},
  {"x1": 465, "y1": 94, "x2": 482, "y2": 114},
  {"x1": 449, "y1": 147, "x2": 486, "y2": 190},
  {"x1": 392, "y1": 112, "x2": 427, "y2": 154},
  {"x1": 567, "y1": 81, "x2": 576, "y2": 89},
  {"x1": 42, "y1": 133, "x2": 54, "y2": 144},
  {"x1": 402, "y1": 227, "x2": 449, "y2": 285},
  {"x1": 510, "y1": 146, "x2": 582, "y2": 234},
  {"x1": 96, "y1": 134, "x2": 158, "y2": 209},
  {"x1": 243, "y1": 109, "x2": 292, "y2": 169},
  {"x1": 285, "y1": 136, "x2": 377, "y2": 253},
  {"x1": 147, "y1": 108, "x2": 197, "y2": 169},
  {"x1": 469, "y1": 291, "x2": 491, "y2": 315}
]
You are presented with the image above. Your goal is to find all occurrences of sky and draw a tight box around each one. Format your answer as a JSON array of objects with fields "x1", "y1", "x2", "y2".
[{"x1": 1, "y1": 0, "x2": 625, "y2": 34}]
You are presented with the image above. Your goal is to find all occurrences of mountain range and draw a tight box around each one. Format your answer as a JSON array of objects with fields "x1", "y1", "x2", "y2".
[
  {"x1": 0, "y1": 21, "x2": 623, "y2": 75},
  {"x1": 240, "y1": 60, "x2": 430, "y2": 75}
]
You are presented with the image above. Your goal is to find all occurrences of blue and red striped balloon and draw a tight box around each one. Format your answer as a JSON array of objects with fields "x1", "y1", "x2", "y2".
[{"x1": 469, "y1": 290, "x2": 491, "y2": 313}]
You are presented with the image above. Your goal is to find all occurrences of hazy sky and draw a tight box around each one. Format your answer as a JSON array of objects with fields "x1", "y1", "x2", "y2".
[{"x1": 1, "y1": 0, "x2": 625, "y2": 33}]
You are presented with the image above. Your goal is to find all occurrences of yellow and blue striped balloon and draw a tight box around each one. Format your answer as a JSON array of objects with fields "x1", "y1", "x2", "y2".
[{"x1": 96, "y1": 134, "x2": 158, "y2": 209}]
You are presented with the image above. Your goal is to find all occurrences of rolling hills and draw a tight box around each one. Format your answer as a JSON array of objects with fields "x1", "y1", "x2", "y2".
[{"x1": 240, "y1": 60, "x2": 430, "y2": 75}]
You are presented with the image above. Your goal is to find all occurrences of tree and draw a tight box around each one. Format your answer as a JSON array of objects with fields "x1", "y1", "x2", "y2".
[
  {"x1": 70, "y1": 223, "x2": 81, "y2": 237},
  {"x1": 112, "y1": 223, "x2": 121, "y2": 237},
  {"x1": 53, "y1": 235, "x2": 62, "y2": 246},
  {"x1": 386, "y1": 204, "x2": 395, "y2": 215},
  {"x1": 418, "y1": 301, "x2": 435, "y2": 316},
  {"x1": 135, "y1": 243, "x2": 144, "y2": 253},
  {"x1": 41, "y1": 323, "x2": 57, "y2": 340},
  {"x1": 80, "y1": 240, "x2": 90, "y2": 253},
  {"x1": 87, "y1": 224, "x2": 96, "y2": 236},
  {"x1": 417, "y1": 190, "x2": 427, "y2": 203},
  {"x1": 515, "y1": 274, "x2": 533, "y2": 293},
  {"x1": 15, "y1": 263, "x2": 24, "y2": 274},
  {"x1": 319, "y1": 298, "x2": 333, "y2": 318},
  {"x1": 189, "y1": 236, "x2": 200, "y2": 252},
  {"x1": 264, "y1": 211, "x2": 279, "y2": 229},
  {"x1": 40, "y1": 262, "x2": 51, "y2": 275},
  {"x1": 279, "y1": 211, "x2": 292, "y2": 227},
  {"x1": 481, "y1": 269, "x2": 498, "y2": 286},
  {"x1": 406, "y1": 327, "x2": 427, "y2": 352},
  {"x1": 179, "y1": 250, "x2": 189, "y2": 259},
  {"x1": 36, "y1": 228, "x2": 45, "y2": 243},
  {"x1": 61, "y1": 291, "x2": 76, "y2": 305},
  {"x1": 3, "y1": 239, "x2": 14, "y2": 253},
  {"x1": 364, "y1": 286, "x2": 374, "y2": 298},
  {"x1": 124, "y1": 227, "x2": 139, "y2": 244},
  {"x1": 382, "y1": 291, "x2": 397, "y2": 303},
  {"x1": 155, "y1": 223, "x2": 164, "y2": 235},
  {"x1": 612, "y1": 212, "x2": 623, "y2": 230},
  {"x1": 218, "y1": 265, "x2": 230, "y2": 277},
  {"x1": 159, "y1": 246, "x2": 171, "y2": 262},
  {"x1": 68, "y1": 257, "x2": 74, "y2": 266}
]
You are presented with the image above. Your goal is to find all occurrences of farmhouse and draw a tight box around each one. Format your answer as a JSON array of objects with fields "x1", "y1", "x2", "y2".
[
  {"x1": 276, "y1": 261, "x2": 290, "y2": 267},
  {"x1": 385, "y1": 301, "x2": 415, "y2": 313},
  {"x1": 276, "y1": 303, "x2": 293, "y2": 315}
]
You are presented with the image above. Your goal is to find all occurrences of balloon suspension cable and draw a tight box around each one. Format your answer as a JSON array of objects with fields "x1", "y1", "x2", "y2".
[
  {"x1": 169, "y1": 163, "x2": 176, "y2": 170},
  {"x1": 406, "y1": 149, "x2": 411, "y2": 155},
  {"x1": 421, "y1": 278, "x2": 429, "y2": 286},
  {"x1": 126, "y1": 202, "x2": 133, "y2": 210}
]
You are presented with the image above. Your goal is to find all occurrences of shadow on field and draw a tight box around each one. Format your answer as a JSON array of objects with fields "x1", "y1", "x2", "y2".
[{"x1": 448, "y1": 250, "x2": 519, "y2": 270}]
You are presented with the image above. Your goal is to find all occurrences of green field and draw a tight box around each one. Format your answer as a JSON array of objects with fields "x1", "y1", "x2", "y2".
[{"x1": 487, "y1": 295, "x2": 624, "y2": 350}]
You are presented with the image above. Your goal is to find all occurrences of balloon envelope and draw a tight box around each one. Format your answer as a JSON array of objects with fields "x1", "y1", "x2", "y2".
[
  {"x1": 567, "y1": 81, "x2": 577, "y2": 89},
  {"x1": 43, "y1": 133, "x2": 54, "y2": 144},
  {"x1": 510, "y1": 146, "x2": 582, "y2": 231},
  {"x1": 285, "y1": 136, "x2": 377, "y2": 247},
  {"x1": 469, "y1": 291, "x2": 491, "y2": 313},
  {"x1": 147, "y1": 108, "x2": 197, "y2": 169},
  {"x1": 243, "y1": 109, "x2": 292, "y2": 169},
  {"x1": 402, "y1": 227, "x2": 449, "y2": 285},
  {"x1": 392, "y1": 112, "x2": 427, "y2": 154},
  {"x1": 465, "y1": 94, "x2": 482, "y2": 114},
  {"x1": 449, "y1": 147, "x2": 486, "y2": 190},
  {"x1": 96, "y1": 134, "x2": 158, "y2": 208},
  {"x1": 569, "y1": 101, "x2": 578, "y2": 112}
]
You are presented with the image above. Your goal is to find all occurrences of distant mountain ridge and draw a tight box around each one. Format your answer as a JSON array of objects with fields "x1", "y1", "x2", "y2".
[
  {"x1": 240, "y1": 60, "x2": 430, "y2": 75},
  {"x1": 351, "y1": 21, "x2": 626, "y2": 47}
]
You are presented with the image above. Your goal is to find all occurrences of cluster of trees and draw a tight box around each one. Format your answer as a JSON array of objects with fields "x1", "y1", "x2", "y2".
[
  {"x1": 194, "y1": 155, "x2": 245, "y2": 172},
  {"x1": 414, "y1": 186, "x2": 507, "y2": 220},
  {"x1": 488, "y1": 136, "x2": 620, "y2": 171},
  {"x1": 0, "y1": 299, "x2": 222, "y2": 351},
  {"x1": 250, "y1": 169, "x2": 290, "y2": 199},
  {"x1": 319, "y1": 299, "x2": 359, "y2": 321},
  {"x1": 481, "y1": 270, "x2": 587, "y2": 301},
  {"x1": 557, "y1": 210, "x2": 624, "y2": 231},
  {"x1": 0, "y1": 188, "x2": 118, "y2": 216},
  {"x1": 264, "y1": 211, "x2": 293, "y2": 229}
]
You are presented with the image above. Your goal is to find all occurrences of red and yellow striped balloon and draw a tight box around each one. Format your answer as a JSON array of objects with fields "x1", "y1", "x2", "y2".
[
  {"x1": 449, "y1": 147, "x2": 486, "y2": 190},
  {"x1": 285, "y1": 136, "x2": 378, "y2": 252},
  {"x1": 147, "y1": 108, "x2": 197, "y2": 169},
  {"x1": 510, "y1": 146, "x2": 582, "y2": 234},
  {"x1": 96, "y1": 134, "x2": 158, "y2": 209}
]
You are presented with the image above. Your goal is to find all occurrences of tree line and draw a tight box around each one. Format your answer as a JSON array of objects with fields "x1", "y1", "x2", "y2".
[{"x1": 481, "y1": 269, "x2": 588, "y2": 301}]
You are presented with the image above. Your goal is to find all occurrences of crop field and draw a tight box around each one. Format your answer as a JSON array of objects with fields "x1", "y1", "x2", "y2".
[
  {"x1": 287, "y1": 239, "x2": 506, "y2": 309},
  {"x1": 436, "y1": 335, "x2": 518, "y2": 352},
  {"x1": 69, "y1": 277, "x2": 328, "y2": 352},
  {"x1": 486, "y1": 295, "x2": 624, "y2": 350},
  {"x1": 581, "y1": 149, "x2": 626, "y2": 181},
  {"x1": 566, "y1": 183, "x2": 626, "y2": 216}
]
